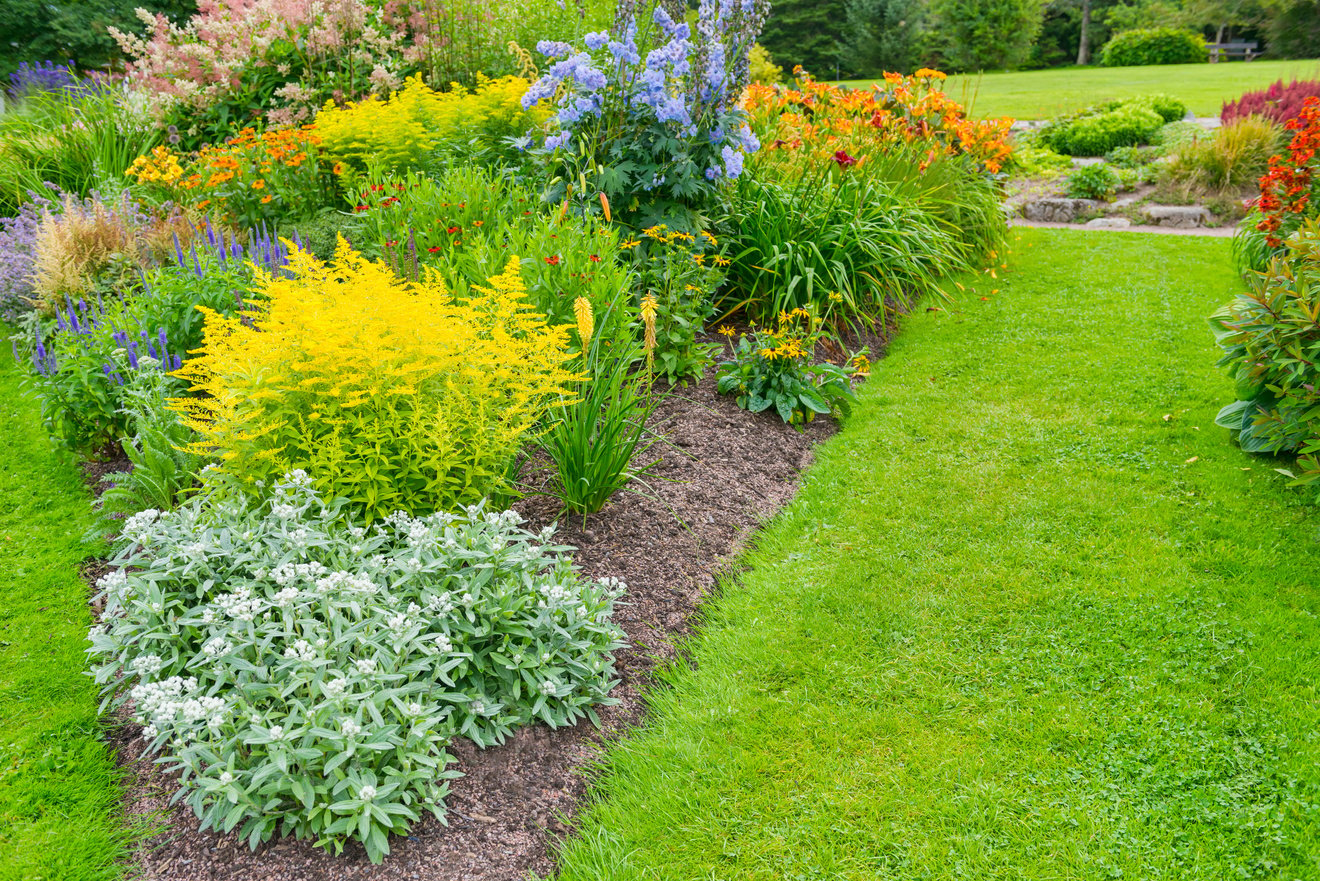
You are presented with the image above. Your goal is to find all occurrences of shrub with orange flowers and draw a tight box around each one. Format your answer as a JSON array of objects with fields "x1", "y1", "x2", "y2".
[
  {"x1": 741, "y1": 68, "x2": 1014, "y2": 178},
  {"x1": 127, "y1": 126, "x2": 334, "y2": 228},
  {"x1": 1255, "y1": 97, "x2": 1320, "y2": 250},
  {"x1": 716, "y1": 67, "x2": 1009, "y2": 325}
]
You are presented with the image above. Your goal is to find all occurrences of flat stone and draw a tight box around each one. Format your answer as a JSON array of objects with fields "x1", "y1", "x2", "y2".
[
  {"x1": 1141, "y1": 204, "x2": 1212, "y2": 228},
  {"x1": 1021, "y1": 198, "x2": 1101, "y2": 224},
  {"x1": 1113, "y1": 196, "x2": 1140, "y2": 208},
  {"x1": 1084, "y1": 217, "x2": 1132, "y2": 229}
]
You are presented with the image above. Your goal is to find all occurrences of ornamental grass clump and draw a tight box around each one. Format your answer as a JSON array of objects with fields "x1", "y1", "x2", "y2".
[
  {"x1": 174, "y1": 239, "x2": 578, "y2": 522},
  {"x1": 89, "y1": 472, "x2": 626, "y2": 863}
]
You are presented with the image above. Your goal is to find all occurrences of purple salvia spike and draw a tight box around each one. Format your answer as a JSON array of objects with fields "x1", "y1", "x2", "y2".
[
  {"x1": 128, "y1": 348, "x2": 140, "y2": 370},
  {"x1": 174, "y1": 231, "x2": 185, "y2": 267},
  {"x1": 172, "y1": 354, "x2": 182, "y2": 371},
  {"x1": 158, "y1": 328, "x2": 168, "y2": 351}
]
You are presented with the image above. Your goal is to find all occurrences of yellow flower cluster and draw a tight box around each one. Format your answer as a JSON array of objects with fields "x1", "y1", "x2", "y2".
[
  {"x1": 315, "y1": 74, "x2": 547, "y2": 173},
  {"x1": 126, "y1": 145, "x2": 185, "y2": 186},
  {"x1": 758, "y1": 308, "x2": 817, "y2": 361},
  {"x1": 174, "y1": 239, "x2": 577, "y2": 520}
]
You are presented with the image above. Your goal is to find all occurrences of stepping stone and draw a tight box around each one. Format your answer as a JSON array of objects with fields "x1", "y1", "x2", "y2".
[
  {"x1": 1084, "y1": 217, "x2": 1132, "y2": 229},
  {"x1": 1021, "y1": 198, "x2": 1101, "y2": 223},
  {"x1": 1140, "y1": 204, "x2": 1212, "y2": 228}
]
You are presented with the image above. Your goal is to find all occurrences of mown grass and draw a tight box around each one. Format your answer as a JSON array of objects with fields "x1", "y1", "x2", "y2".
[
  {"x1": 0, "y1": 346, "x2": 130, "y2": 880},
  {"x1": 553, "y1": 228, "x2": 1320, "y2": 880},
  {"x1": 839, "y1": 58, "x2": 1320, "y2": 119}
]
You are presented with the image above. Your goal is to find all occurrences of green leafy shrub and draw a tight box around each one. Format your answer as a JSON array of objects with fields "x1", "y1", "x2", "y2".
[
  {"x1": 89, "y1": 473, "x2": 626, "y2": 864},
  {"x1": 748, "y1": 44, "x2": 784, "y2": 84},
  {"x1": 630, "y1": 225, "x2": 724, "y2": 384},
  {"x1": 350, "y1": 166, "x2": 632, "y2": 342},
  {"x1": 1152, "y1": 120, "x2": 1203, "y2": 150},
  {"x1": 95, "y1": 367, "x2": 204, "y2": 534},
  {"x1": 1105, "y1": 145, "x2": 1158, "y2": 169},
  {"x1": 21, "y1": 294, "x2": 190, "y2": 452},
  {"x1": 1006, "y1": 133, "x2": 1073, "y2": 177},
  {"x1": 1210, "y1": 222, "x2": 1320, "y2": 467},
  {"x1": 1099, "y1": 27, "x2": 1206, "y2": 67},
  {"x1": 175, "y1": 243, "x2": 577, "y2": 523},
  {"x1": 1041, "y1": 103, "x2": 1163, "y2": 156},
  {"x1": 717, "y1": 309, "x2": 861, "y2": 426},
  {"x1": 1039, "y1": 96, "x2": 1184, "y2": 157},
  {"x1": 1066, "y1": 163, "x2": 1119, "y2": 200}
]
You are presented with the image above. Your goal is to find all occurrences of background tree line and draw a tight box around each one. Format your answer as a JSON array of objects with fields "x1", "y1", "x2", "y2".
[{"x1": 760, "y1": 0, "x2": 1318, "y2": 78}]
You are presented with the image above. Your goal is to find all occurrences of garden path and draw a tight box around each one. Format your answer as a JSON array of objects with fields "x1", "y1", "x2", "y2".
[{"x1": 551, "y1": 228, "x2": 1320, "y2": 880}]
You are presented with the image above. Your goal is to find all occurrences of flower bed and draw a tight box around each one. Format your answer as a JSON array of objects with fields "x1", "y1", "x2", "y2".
[{"x1": 0, "y1": 0, "x2": 1012, "y2": 871}]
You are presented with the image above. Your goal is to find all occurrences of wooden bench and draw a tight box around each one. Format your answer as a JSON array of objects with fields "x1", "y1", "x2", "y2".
[{"x1": 1208, "y1": 41, "x2": 1258, "y2": 62}]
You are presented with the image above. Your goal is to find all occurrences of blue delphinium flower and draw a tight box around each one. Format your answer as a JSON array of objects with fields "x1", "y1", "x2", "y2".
[
  {"x1": 536, "y1": 40, "x2": 575, "y2": 60},
  {"x1": 721, "y1": 145, "x2": 744, "y2": 178}
]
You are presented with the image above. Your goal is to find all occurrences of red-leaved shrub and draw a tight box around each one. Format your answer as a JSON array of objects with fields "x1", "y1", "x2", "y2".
[{"x1": 1222, "y1": 79, "x2": 1320, "y2": 127}]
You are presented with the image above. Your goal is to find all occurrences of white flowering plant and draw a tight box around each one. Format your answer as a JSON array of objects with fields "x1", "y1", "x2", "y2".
[{"x1": 88, "y1": 471, "x2": 626, "y2": 863}]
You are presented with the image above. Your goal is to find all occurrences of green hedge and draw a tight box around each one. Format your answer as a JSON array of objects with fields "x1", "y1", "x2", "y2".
[
  {"x1": 1099, "y1": 27, "x2": 1207, "y2": 67},
  {"x1": 1038, "y1": 95, "x2": 1187, "y2": 156}
]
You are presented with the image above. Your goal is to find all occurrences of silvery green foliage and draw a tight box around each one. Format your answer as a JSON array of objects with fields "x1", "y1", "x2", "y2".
[{"x1": 88, "y1": 472, "x2": 626, "y2": 863}]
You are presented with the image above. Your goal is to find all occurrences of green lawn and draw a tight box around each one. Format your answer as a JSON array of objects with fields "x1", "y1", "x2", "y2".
[
  {"x1": 553, "y1": 229, "x2": 1320, "y2": 880},
  {"x1": 839, "y1": 58, "x2": 1320, "y2": 119},
  {"x1": 0, "y1": 349, "x2": 131, "y2": 880}
]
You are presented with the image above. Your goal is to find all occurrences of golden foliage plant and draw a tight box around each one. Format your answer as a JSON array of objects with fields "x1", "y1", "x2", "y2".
[
  {"x1": 314, "y1": 74, "x2": 546, "y2": 173},
  {"x1": 174, "y1": 239, "x2": 577, "y2": 520}
]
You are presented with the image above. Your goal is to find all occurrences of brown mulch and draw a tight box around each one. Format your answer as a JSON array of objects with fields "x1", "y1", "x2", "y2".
[{"x1": 107, "y1": 330, "x2": 888, "y2": 881}]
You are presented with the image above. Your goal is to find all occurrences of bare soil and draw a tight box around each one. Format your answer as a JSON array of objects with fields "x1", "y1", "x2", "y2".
[{"x1": 110, "y1": 330, "x2": 887, "y2": 881}]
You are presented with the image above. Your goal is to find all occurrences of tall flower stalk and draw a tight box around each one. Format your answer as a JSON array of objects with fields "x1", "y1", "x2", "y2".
[{"x1": 520, "y1": 0, "x2": 769, "y2": 230}]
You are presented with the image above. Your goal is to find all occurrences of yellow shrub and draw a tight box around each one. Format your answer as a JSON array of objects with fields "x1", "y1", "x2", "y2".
[
  {"x1": 314, "y1": 74, "x2": 546, "y2": 173},
  {"x1": 174, "y1": 239, "x2": 577, "y2": 520}
]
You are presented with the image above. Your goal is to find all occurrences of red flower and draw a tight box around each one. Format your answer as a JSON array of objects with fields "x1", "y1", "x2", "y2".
[
  {"x1": 589, "y1": 254, "x2": 601, "y2": 262},
  {"x1": 447, "y1": 226, "x2": 460, "y2": 234},
  {"x1": 427, "y1": 246, "x2": 442, "y2": 253},
  {"x1": 354, "y1": 204, "x2": 369, "y2": 212},
  {"x1": 545, "y1": 255, "x2": 561, "y2": 265},
  {"x1": 832, "y1": 150, "x2": 858, "y2": 168}
]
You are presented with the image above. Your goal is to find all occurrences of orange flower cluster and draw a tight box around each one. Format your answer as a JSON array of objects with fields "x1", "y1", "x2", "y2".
[
  {"x1": 1257, "y1": 97, "x2": 1320, "y2": 248},
  {"x1": 129, "y1": 126, "x2": 329, "y2": 228},
  {"x1": 743, "y1": 68, "x2": 1013, "y2": 175}
]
